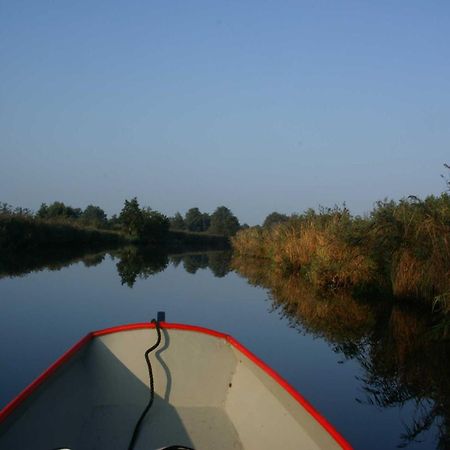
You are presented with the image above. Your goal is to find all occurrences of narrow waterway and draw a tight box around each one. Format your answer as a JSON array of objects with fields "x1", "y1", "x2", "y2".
[{"x1": 1, "y1": 248, "x2": 448, "y2": 449}]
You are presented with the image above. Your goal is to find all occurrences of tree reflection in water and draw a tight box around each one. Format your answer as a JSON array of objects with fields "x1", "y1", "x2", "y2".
[
  {"x1": 0, "y1": 246, "x2": 232, "y2": 286},
  {"x1": 114, "y1": 247, "x2": 169, "y2": 287},
  {"x1": 0, "y1": 247, "x2": 112, "y2": 278},
  {"x1": 114, "y1": 248, "x2": 232, "y2": 287},
  {"x1": 3, "y1": 247, "x2": 449, "y2": 447},
  {"x1": 232, "y1": 255, "x2": 450, "y2": 449},
  {"x1": 168, "y1": 251, "x2": 232, "y2": 278}
]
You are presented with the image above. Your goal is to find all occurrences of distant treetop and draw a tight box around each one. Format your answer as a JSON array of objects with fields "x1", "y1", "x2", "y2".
[
  {"x1": 209, "y1": 206, "x2": 240, "y2": 237},
  {"x1": 263, "y1": 212, "x2": 289, "y2": 228}
]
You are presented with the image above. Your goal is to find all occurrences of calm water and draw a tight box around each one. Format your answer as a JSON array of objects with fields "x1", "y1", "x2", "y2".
[{"x1": 1, "y1": 248, "x2": 448, "y2": 450}]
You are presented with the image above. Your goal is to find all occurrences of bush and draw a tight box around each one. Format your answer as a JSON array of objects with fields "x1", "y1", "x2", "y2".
[{"x1": 232, "y1": 196, "x2": 450, "y2": 305}]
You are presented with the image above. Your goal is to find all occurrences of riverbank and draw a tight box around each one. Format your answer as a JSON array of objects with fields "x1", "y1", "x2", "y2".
[
  {"x1": 232, "y1": 194, "x2": 450, "y2": 311},
  {"x1": 0, "y1": 215, "x2": 125, "y2": 253},
  {"x1": 0, "y1": 215, "x2": 230, "y2": 253}
]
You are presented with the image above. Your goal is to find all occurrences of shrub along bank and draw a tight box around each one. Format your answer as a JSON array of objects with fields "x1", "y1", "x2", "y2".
[{"x1": 232, "y1": 194, "x2": 450, "y2": 310}]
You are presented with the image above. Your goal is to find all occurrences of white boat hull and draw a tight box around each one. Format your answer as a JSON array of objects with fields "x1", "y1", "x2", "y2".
[{"x1": 0, "y1": 323, "x2": 351, "y2": 450}]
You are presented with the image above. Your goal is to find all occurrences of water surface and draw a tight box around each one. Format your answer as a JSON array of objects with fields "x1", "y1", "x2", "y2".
[{"x1": 1, "y1": 248, "x2": 448, "y2": 449}]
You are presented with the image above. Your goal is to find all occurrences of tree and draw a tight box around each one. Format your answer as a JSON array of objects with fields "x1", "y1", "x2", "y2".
[
  {"x1": 185, "y1": 207, "x2": 205, "y2": 232},
  {"x1": 119, "y1": 198, "x2": 170, "y2": 242},
  {"x1": 37, "y1": 201, "x2": 81, "y2": 220},
  {"x1": 108, "y1": 214, "x2": 121, "y2": 228},
  {"x1": 81, "y1": 205, "x2": 107, "y2": 227},
  {"x1": 170, "y1": 212, "x2": 186, "y2": 230},
  {"x1": 209, "y1": 206, "x2": 240, "y2": 236},
  {"x1": 116, "y1": 247, "x2": 168, "y2": 287},
  {"x1": 208, "y1": 252, "x2": 232, "y2": 277},
  {"x1": 119, "y1": 197, "x2": 143, "y2": 236},
  {"x1": 263, "y1": 212, "x2": 289, "y2": 228},
  {"x1": 36, "y1": 203, "x2": 48, "y2": 218},
  {"x1": 182, "y1": 254, "x2": 209, "y2": 274},
  {"x1": 140, "y1": 208, "x2": 170, "y2": 243},
  {"x1": 200, "y1": 212, "x2": 211, "y2": 231}
]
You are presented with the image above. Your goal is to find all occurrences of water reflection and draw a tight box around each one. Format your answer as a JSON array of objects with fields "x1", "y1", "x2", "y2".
[
  {"x1": 232, "y1": 256, "x2": 450, "y2": 449},
  {"x1": 114, "y1": 247, "x2": 169, "y2": 287},
  {"x1": 0, "y1": 247, "x2": 233, "y2": 287},
  {"x1": 170, "y1": 252, "x2": 232, "y2": 278},
  {"x1": 82, "y1": 253, "x2": 106, "y2": 268},
  {"x1": 2, "y1": 248, "x2": 449, "y2": 448},
  {"x1": 0, "y1": 246, "x2": 111, "y2": 278}
]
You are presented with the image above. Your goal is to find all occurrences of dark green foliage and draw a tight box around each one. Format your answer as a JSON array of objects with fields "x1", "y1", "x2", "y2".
[
  {"x1": 183, "y1": 254, "x2": 209, "y2": 274},
  {"x1": 201, "y1": 213, "x2": 211, "y2": 231},
  {"x1": 118, "y1": 198, "x2": 170, "y2": 243},
  {"x1": 1, "y1": 198, "x2": 235, "y2": 254},
  {"x1": 81, "y1": 205, "x2": 107, "y2": 227},
  {"x1": 0, "y1": 202, "x2": 32, "y2": 216},
  {"x1": 115, "y1": 246, "x2": 168, "y2": 287},
  {"x1": 209, "y1": 206, "x2": 240, "y2": 236},
  {"x1": 208, "y1": 251, "x2": 232, "y2": 277},
  {"x1": 167, "y1": 251, "x2": 231, "y2": 277},
  {"x1": 263, "y1": 212, "x2": 289, "y2": 228},
  {"x1": 167, "y1": 230, "x2": 230, "y2": 252},
  {"x1": 37, "y1": 201, "x2": 82, "y2": 220},
  {"x1": 170, "y1": 212, "x2": 186, "y2": 230},
  {"x1": 82, "y1": 253, "x2": 105, "y2": 267},
  {"x1": 185, "y1": 207, "x2": 202, "y2": 231},
  {"x1": 0, "y1": 248, "x2": 112, "y2": 279},
  {"x1": 36, "y1": 203, "x2": 48, "y2": 218},
  {"x1": 108, "y1": 214, "x2": 121, "y2": 229},
  {"x1": 0, "y1": 203, "x2": 12, "y2": 215},
  {"x1": 0, "y1": 215, "x2": 123, "y2": 253},
  {"x1": 185, "y1": 207, "x2": 210, "y2": 232},
  {"x1": 119, "y1": 197, "x2": 143, "y2": 236},
  {"x1": 140, "y1": 208, "x2": 170, "y2": 244}
]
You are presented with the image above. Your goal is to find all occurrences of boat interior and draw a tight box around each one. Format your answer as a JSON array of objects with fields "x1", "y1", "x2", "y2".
[{"x1": 0, "y1": 327, "x2": 343, "y2": 450}]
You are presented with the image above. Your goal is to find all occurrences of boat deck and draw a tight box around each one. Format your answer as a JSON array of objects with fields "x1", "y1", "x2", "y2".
[{"x1": 0, "y1": 324, "x2": 348, "y2": 450}]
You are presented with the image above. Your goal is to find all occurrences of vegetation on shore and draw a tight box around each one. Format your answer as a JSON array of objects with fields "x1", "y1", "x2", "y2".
[
  {"x1": 0, "y1": 198, "x2": 239, "y2": 253},
  {"x1": 169, "y1": 206, "x2": 242, "y2": 236},
  {"x1": 232, "y1": 168, "x2": 450, "y2": 310},
  {"x1": 3, "y1": 166, "x2": 449, "y2": 310},
  {"x1": 0, "y1": 213, "x2": 125, "y2": 253}
]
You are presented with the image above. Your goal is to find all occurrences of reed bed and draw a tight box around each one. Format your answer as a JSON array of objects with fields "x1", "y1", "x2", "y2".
[{"x1": 232, "y1": 194, "x2": 450, "y2": 307}]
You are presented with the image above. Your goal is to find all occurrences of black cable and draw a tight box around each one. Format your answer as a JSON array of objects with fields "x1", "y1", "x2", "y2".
[
  {"x1": 160, "y1": 447, "x2": 195, "y2": 450},
  {"x1": 161, "y1": 447, "x2": 195, "y2": 450},
  {"x1": 127, "y1": 319, "x2": 162, "y2": 450}
]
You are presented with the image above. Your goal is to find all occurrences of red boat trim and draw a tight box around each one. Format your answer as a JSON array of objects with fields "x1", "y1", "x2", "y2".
[
  {"x1": 226, "y1": 335, "x2": 352, "y2": 450},
  {"x1": 0, "y1": 322, "x2": 352, "y2": 449}
]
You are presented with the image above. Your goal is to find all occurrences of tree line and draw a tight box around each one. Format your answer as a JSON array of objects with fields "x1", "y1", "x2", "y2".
[
  {"x1": 169, "y1": 206, "x2": 243, "y2": 236},
  {"x1": 0, "y1": 198, "x2": 244, "y2": 243}
]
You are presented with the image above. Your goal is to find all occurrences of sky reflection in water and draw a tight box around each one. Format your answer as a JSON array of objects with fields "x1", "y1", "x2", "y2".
[{"x1": 0, "y1": 249, "x2": 448, "y2": 450}]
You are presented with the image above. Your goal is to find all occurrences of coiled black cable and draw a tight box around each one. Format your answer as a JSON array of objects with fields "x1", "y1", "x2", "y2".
[
  {"x1": 127, "y1": 319, "x2": 162, "y2": 450},
  {"x1": 127, "y1": 320, "x2": 195, "y2": 450}
]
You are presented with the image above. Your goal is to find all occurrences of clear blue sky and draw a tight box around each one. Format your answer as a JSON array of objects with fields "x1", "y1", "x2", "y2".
[{"x1": 1, "y1": 1, "x2": 449, "y2": 225}]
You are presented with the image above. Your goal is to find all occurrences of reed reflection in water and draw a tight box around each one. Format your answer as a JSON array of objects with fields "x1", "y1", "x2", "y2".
[
  {"x1": 232, "y1": 255, "x2": 450, "y2": 450},
  {"x1": 1, "y1": 248, "x2": 449, "y2": 448}
]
